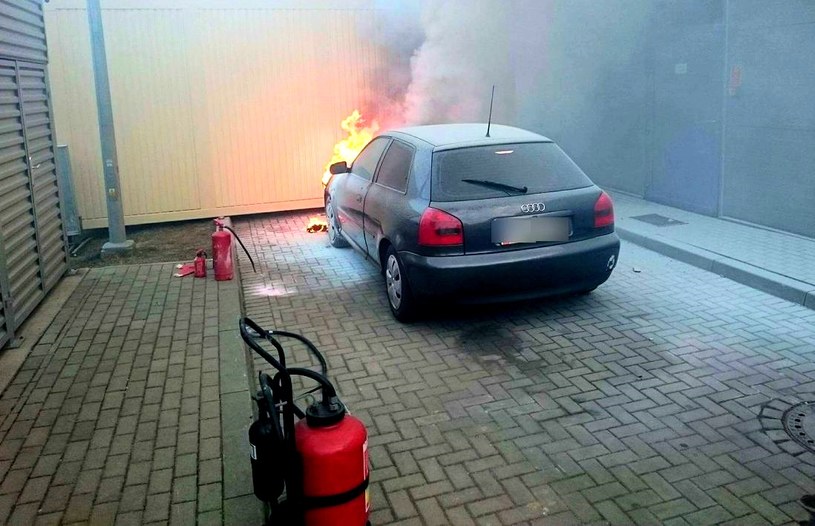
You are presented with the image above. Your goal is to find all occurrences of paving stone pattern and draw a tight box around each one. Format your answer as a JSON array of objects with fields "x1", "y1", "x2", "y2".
[
  {"x1": 0, "y1": 264, "x2": 236, "y2": 525},
  {"x1": 237, "y1": 212, "x2": 815, "y2": 526}
]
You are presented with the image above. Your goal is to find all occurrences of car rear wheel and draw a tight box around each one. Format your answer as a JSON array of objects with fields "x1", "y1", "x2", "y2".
[
  {"x1": 384, "y1": 247, "x2": 416, "y2": 322},
  {"x1": 326, "y1": 195, "x2": 348, "y2": 248}
]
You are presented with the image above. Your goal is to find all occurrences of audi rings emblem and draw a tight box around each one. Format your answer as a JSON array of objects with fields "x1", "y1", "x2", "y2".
[
  {"x1": 607, "y1": 255, "x2": 616, "y2": 270},
  {"x1": 520, "y1": 203, "x2": 546, "y2": 213}
]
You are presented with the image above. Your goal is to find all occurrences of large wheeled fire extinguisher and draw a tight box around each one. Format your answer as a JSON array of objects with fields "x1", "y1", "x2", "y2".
[
  {"x1": 239, "y1": 317, "x2": 370, "y2": 526},
  {"x1": 212, "y1": 218, "x2": 255, "y2": 280}
]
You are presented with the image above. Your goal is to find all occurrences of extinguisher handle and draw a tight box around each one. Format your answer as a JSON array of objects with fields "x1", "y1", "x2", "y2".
[
  {"x1": 240, "y1": 317, "x2": 287, "y2": 370},
  {"x1": 240, "y1": 316, "x2": 266, "y2": 339}
]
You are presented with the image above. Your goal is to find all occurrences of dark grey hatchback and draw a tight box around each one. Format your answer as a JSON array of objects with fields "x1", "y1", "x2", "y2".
[{"x1": 324, "y1": 123, "x2": 620, "y2": 321}]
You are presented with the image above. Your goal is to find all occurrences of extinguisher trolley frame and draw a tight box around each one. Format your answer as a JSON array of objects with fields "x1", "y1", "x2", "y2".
[{"x1": 239, "y1": 317, "x2": 368, "y2": 526}]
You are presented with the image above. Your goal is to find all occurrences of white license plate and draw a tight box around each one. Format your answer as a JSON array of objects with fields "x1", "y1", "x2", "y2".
[{"x1": 492, "y1": 216, "x2": 571, "y2": 244}]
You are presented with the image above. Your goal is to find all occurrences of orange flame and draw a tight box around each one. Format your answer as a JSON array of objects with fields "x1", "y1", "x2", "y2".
[{"x1": 322, "y1": 110, "x2": 379, "y2": 186}]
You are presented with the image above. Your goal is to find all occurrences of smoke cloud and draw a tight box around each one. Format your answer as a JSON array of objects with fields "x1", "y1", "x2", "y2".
[
  {"x1": 402, "y1": 0, "x2": 515, "y2": 126},
  {"x1": 362, "y1": 0, "x2": 653, "y2": 195},
  {"x1": 366, "y1": 0, "x2": 516, "y2": 128},
  {"x1": 358, "y1": 0, "x2": 424, "y2": 129}
]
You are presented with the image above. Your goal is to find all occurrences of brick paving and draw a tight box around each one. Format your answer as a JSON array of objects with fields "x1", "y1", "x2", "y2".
[
  {"x1": 237, "y1": 211, "x2": 815, "y2": 525},
  {"x1": 0, "y1": 263, "x2": 255, "y2": 525}
]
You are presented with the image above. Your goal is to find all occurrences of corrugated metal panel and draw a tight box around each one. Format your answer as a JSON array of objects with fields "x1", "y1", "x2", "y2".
[
  {"x1": 0, "y1": 227, "x2": 10, "y2": 348},
  {"x1": 0, "y1": 3, "x2": 68, "y2": 348},
  {"x1": 19, "y1": 62, "x2": 67, "y2": 291},
  {"x1": 0, "y1": 58, "x2": 43, "y2": 328},
  {"x1": 0, "y1": 1, "x2": 47, "y2": 63},
  {"x1": 0, "y1": 291, "x2": 7, "y2": 347},
  {"x1": 45, "y1": 2, "x2": 388, "y2": 227}
]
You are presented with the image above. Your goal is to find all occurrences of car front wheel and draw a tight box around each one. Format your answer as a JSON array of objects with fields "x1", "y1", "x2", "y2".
[
  {"x1": 384, "y1": 246, "x2": 416, "y2": 322},
  {"x1": 325, "y1": 195, "x2": 349, "y2": 248}
]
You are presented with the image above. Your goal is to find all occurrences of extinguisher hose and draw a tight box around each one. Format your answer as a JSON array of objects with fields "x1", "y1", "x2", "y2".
[
  {"x1": 241, "y1": 318, "x2": 328, "y2": 379},
  {"x1": 267, "y1": 330, "x2": 328, "y2": 378},
  {"x1": 223, "y1": 225, "x2": 257, "y2": 273},
  {"x1": 286, "y1": 367, "x2": 338, "y2": 403},
  {"x1": 241, "y1": 317, "x2": 338, "y2": 407}
]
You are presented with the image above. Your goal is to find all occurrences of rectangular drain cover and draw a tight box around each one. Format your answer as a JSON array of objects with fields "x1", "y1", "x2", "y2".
[{"x1": 631, "y1": 213, "x2": 687, "y2": 227}]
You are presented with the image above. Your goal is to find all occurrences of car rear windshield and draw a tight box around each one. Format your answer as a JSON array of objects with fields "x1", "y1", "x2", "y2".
[{"x1": 431, "y1": 142, "x2": 593, "y2": 201}]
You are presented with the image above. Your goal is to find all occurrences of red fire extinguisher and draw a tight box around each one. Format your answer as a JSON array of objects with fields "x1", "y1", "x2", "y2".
[
  {"x1": 296, "y1": 408, "x2": 369, "y2": 526},
  {"x1": 240, "y1": 318, "x2": 370, "y2": 526},
  {"x1": 212, "y1": 218, "x2": 233, "y2": 281},
  {"x1": 194, "y1": 249, "x2": 207, "y2": 278}
]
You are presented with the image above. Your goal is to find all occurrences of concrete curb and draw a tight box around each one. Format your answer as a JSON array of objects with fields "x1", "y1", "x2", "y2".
[
  {"x1": 217, "y1": 216, "x2": 266, "y2": 525},
  {"x1": 617, "y1": 227, "x2": 815, "y2": 311}
]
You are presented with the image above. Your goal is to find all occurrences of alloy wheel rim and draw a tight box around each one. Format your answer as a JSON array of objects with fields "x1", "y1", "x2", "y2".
[
  {"x1": 386, "y1": 255, "x2": 402, "y2": 309},
  {"x1": 326, "y1": 198, "x2": 338, "y2": 242}
]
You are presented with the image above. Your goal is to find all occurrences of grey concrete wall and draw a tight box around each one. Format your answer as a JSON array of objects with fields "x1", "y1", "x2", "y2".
[
  {"x1": 722, "y1": 0, "x2": 815, "y2": 237},
  {"x1": 510, "y1": 0, "x2": 654, "y2": 196},
  {"x1": 510, "y1": 0, "x2": 814, "y2": 238},
  {"x1": 645, "y1": 0, "x2": 724, "y2": 216}
]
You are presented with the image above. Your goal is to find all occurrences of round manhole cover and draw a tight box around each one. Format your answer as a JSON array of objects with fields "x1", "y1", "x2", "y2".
[
  {"x1": 759, "y1": 398, "x2": 815, "y2": 461},
  {"x1": 783, "y1": 402, "x2": 815, "y2": 452}
]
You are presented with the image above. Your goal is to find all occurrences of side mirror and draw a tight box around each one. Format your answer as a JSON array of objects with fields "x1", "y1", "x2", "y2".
[{"x1": 329, "y1": 161, "x2": 349, "y2": 175}]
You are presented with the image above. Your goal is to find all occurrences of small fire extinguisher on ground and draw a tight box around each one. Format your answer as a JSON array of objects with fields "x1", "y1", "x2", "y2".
[
  {"x1": 194, "y1": 249, "x2": 207, "y2": 278},
  {"x1": 212, "y1": 218, "x2": 233, "y2": 281},
  {"x1": 212, "y1": 218, "x2": 256, "y2": 281}
]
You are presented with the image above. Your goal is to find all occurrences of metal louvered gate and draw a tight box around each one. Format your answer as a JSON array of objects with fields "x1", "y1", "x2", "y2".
[{"x1": 0, "y1": 58, "x2": 68, "y2": 349}]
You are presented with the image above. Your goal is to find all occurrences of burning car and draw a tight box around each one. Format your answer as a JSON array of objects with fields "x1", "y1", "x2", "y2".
[{"x1": 323, "y1": 123, "x2": 620, "y2": 321}]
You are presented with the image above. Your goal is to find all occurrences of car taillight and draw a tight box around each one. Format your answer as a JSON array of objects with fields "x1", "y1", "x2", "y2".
[
  {"x1": 419, "y1": 207, "x2": 463, "y2": 246},
  {"x1": 594, "y1": 191, "x2": 614, "y2": 228}
]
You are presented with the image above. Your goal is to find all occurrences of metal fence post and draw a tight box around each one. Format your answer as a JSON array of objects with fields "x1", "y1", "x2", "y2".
[{"x1": 87, "y1": 0, "x2": 133, "y2": 254}]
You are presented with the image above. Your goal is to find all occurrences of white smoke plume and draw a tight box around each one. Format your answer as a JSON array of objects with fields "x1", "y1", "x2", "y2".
[
  {"x1": 365, "y1": 0, "x2": 516, "y2": 128},
  {"x1": 402, "y1": 0, "x2": 515, "y2": 126}
]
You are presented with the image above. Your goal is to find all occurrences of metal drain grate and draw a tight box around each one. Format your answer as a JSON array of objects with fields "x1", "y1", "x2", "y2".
[
  {"x1": 759, "y1": 399, "x2": 815, "y2": 460},
  {"x1": 631, "y1": 213, "x2": 687, "y2": 227},
  {"x1": 783, "y1": 402, "x2": 815, "y2": 451}
]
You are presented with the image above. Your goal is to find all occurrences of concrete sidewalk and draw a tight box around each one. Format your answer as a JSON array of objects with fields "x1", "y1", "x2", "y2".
[
  {"x1": 0, "y1": 263, "x2": 260, "y2": 525},
  {"x1": 611, "y1": 191, "x2": 815, "y2": 310}
]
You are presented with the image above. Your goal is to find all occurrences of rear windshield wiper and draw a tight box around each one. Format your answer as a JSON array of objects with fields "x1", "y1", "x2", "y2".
[{"x1": 461, "y1": 178, "x2": 528, "y2": 194}]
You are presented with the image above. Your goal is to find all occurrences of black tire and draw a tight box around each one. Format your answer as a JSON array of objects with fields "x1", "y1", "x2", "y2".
[
  {"x1": 578, "y1": 285, "x2": 598, "y2": 295},
  {"x1": 383, "y1": 246, "x2": 416, "y2": 322},
  {"x1": 325, "y1": 195, "x2": 349, "y2": 248}
]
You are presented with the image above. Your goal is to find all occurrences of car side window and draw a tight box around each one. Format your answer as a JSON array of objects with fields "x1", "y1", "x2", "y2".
[
  {"x1": 351, "y1": 137, "x2": 390, "y2": 182},
  {"x1": 375, "y1": 140, "x2": 414, "y2": 193}
]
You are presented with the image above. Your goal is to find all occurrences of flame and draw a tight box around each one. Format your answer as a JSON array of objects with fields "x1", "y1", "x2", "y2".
[
  {"x1": 306, "y1": 217, "x2": 328, "y2": 233},
  {"x1": 322, "y1": 110, "x2": 379, "y2": 186}
]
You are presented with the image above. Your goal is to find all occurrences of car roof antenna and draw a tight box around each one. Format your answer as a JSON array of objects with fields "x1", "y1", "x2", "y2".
[{"x1": 486, "y1": 85, "x2": 495, "y2": 138}]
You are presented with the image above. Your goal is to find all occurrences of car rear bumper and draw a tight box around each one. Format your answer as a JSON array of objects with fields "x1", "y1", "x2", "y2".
[{"x1": 400, "y1": 233, "x2": 620, "y2": 303}]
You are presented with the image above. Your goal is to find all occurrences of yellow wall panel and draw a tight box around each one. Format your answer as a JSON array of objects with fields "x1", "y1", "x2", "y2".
[
  {"x1": 46, "y1": 8, "x2": 107, "y2": 223},
  {"x1": 44, "y1": 1, "x2": 385, "y2": 228}
]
